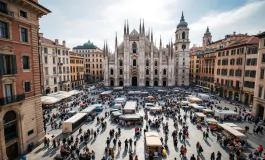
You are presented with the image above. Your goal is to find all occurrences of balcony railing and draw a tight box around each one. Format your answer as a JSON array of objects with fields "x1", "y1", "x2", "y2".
[
  {"x1": 0, "y1": 9, "x2": 14, "y2": 17},
  {"x1": 0, "y1": 94, "x2": 25, "y2": 106},
  {"x1": 58, "y1": 63, "x2": 63, "y2": 65}
]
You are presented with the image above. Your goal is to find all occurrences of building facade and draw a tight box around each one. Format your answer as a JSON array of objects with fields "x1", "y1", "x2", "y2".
[
  {"x1": 39, "y1": 34, "x2": 71, "y2": 94},
  {"x1": 253, "y1": 31, "x2": 265, "y2": 120},
  {"x1": 72, "y1": 41, "x2": 104, "y2": 83},
  {"x1": 70, "y1": 52, "x2": 85, "y2": 89},
  {"x1": 189, "y1": 45, "x2": 201, "y2": 85},
  {"x1": 104, "y1": 13, "x2": 190, "y2": 87},
  {"x1": 0, "y1": 0, "x2": 50, "y2": 159}
]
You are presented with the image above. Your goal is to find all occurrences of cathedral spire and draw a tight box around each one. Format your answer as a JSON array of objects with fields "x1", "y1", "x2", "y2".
[
  {"x1": 115, "y1": 32, "x2": 118, "y2": 49},
  {"x1": 124, "y1": 20, "x2": 126, "y2": 35},
  {"x1": 151, "y1": 28, "x2": 153, "y2": 43},
  {"x1": 106, "y1": 40, "x2": 108, "y2": 57},
  {"x1": 139, "y1": 19, "x2": 142, "y2": 35},
  {"x1": 142, "y1": 19, "x2": 145, "y2": 36},
  {"x1": 148, "y1": 27, "x2": 150, "y2": 40},
  {"x1": 127, "y1": 19, "x2": 129, "y2": 35},
  {"x1": 160, "y1": 35, "x2": 162, "y2": 48},
  {"x1": 103, "y1": 40, "x2": 105, "y2": 56}
]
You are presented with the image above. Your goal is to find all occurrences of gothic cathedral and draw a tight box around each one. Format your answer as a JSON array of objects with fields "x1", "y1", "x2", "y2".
[{"x1": 104, "y1": 12, "x2": 190, "y2": 87}]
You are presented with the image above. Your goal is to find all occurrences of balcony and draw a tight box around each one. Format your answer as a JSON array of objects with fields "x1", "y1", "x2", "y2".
[
  {"x1": 0, "y1": 94, "x2": 25, "y2": 106},
  {"x1": 59, "y1": 80, "x2": 69, "y2": 84},
  {"x1": 0, "y1": 9, "x2": 14, "y2": 18},
  {"x1": 58, "y1": 63, "x2": 63, "y2": 65}
]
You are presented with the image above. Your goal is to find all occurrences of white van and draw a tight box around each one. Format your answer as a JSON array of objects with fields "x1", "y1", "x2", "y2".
[
  {"x1": 113, "y1": 103, "x2": 122, "y2": 109},
  {"x1": 145, "y1": 103, "x2": 155, "y2": 110}
]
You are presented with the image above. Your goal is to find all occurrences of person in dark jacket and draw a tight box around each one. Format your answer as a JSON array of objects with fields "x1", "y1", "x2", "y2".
[{"x1": 190, "y1": 154, "x2": 196, "y2": 160}]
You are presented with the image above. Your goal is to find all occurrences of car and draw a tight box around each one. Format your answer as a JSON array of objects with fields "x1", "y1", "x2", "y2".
[{"x1": 95, "y1": 106, "x2": 103, "y2": 112}]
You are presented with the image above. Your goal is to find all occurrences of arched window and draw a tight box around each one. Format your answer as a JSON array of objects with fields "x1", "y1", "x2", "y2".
[
  {"x1": 176, "y1": 34, "x2": 178, "y2": 40},
  {"x1": 163, "y1": 69, "x2": 166, "y2": 75},
  {"x1": 146, "y1": 69, "x2": 149, "y2": 75},
  {"x1": 155, "y1": 61, "x2": 158, "y2": 66},
  {"x1": 120, "y1": 69, "x2": 123, "y2": 75},
  {"x1": 110, "y1": 69, "x2": 113, "y2": 75},
  {"x1": 155, "y1": 69, "x2": 158, "y2": 75},
  {"x1": 119, "y1": 60, "x2": 123, "y2": 66},
  {"x1": 133, "y1": 59, "x2": 137, "y2": 66},
  {"x1": 4, "y1": 111, "x2": 18, "y2": 142},
  {"x1": 182, "y1": 31, "x2": 185, "y2": 39},
  {"x1": 132, "y1": 42, "x2": 137, "y2": 53},
  {"x1": 146, "y1": 60, "x2": 149, "y2": 66}
]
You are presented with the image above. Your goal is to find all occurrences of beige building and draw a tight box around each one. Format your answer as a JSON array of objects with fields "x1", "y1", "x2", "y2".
[
  {"x1": 0, "y1": 0, "x2": 50, "y2": 159},
  {"x1": 39, "y1": 34, "x2": 71, "y2": 94},
  {"x1": 72, "y1": 41, "x2": 104, "y2": 83},
  {"x1": 70, "y1": 53, "x2": 85, "y2": 89},
  {"x1": 189, "y1": 45, "x2": 201, "y2": 84},
  {"x1": 253, "y1": 31, "x2": 265, "y2": 120}
]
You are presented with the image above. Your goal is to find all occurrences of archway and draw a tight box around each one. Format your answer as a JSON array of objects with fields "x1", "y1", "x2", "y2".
[
  {"x1": 244, "y1": 93, "x2": 249, "y2": 104},
  {"x1": 119, "y1": 80, "x2": 123, "y2": 86},
  {"x1": 234, "y1": 92, "x2": 239, "y2": 101},
  {"x1": 132, "y1": 77, "x2": 137, "y2": 86},
  {"x1": 224, "y1": 90, "x2": 227, "y2": 98},
  {"x1": 257, "y1": 104, "x2": 264, "y2": 119},
  {"x1": 163, "y1": 80, "x2": 167, "y2": 87},
  {"x1": 4, "y1": 111, "x2": 19, "y2": 160},
  {"x1": 154, "y1": 81, "x2": 158, "y2": 86},
  {"x1": 71, "y1": 83, "x2": 74, "y2": 89},
  {"x1": 110, "y1": 80, "x2": 114, "y2": 86},
  {"x1": 146, "y1": 80, "x2": 150, "y2": 86},
  {"x1": 219, "y1": 88, "x2": 223, "y2": 97},
  {"x1": 45, "y1": 88, "x2": 50, "y2": 94},
  {"x1": 229, "y1": 91, "x2": 233, "y2": 99},
  {"x1": 211, "y1": 85, "x2": 214, "y2": 93}
]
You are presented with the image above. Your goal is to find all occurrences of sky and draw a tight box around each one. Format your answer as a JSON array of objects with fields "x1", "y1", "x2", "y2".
[{"x1": 39, "y1": 0, "x2": 265, "y2": 51}]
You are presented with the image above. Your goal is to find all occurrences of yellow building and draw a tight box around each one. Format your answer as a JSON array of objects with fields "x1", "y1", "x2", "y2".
[
  {"x1": 72, "y1": 41, "x2": 104, "y2": 83},
  {"x1": 70, "y1": 52, "x2": 85, "y2": 89},
  {"x1": 189, "y1": 45, "x2": 201, "y2": 85},
  {"x1": 253, "y1": 31, "x2": 265, "y2": 120}
]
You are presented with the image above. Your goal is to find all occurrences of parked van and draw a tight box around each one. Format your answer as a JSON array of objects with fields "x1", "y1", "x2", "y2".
[
  {"x1": 113, "y1": 103, "x2": 122, "y2": 109},
  {"x1": 145, "y1": 103, "x2": 155, "y2": 110}
]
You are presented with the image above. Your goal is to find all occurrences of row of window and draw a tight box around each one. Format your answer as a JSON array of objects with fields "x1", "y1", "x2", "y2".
[
  {"x1": 70, "y1": 59, "x2": 84, "y2": 64},
  {"x1": 245, "y1": 70, "x2": 256, "y2": 78},
  {"x1": 70, "y1": 66, "x2": 84, "y2": 73},
  {"x1": 258, "y1": 86, "x2": 265, "y2": 99},
  {"x1": 216, "y1": 79, "x2": 240, "y2": 88},
  {"x1": 43, "y1": 48, "x2": 69, "y2": 56},
  {"x1": 75, "y1": 49, "x2": 95, "y2": 53},
  {"x1": 86, "y1": 64, "x2": 102, "y2": 69},
  {"x1": 0, "y1": 20, "x2": 28, "y2": 42},
  {"x1": 244, "y1": 81, "x2": 255, "y2": 88},
  {"x1": 88, "y1": 70, "x2": 103, "y2": 75},
  {"x1": 45, "y1": 76, "x2": 70, "y2": 85},
  {"x1": 217, "y1": 69, "x2": 242, "y2": 76},
  {"x1": 44, "y1": 57, "x2": 69, "y2": 65},
  {"x1": 45, "y1": 67, "x2": 70, "y2": 75},
  {"x1": 217, "y1": 58, "x2": 242, "y2": 66},
  {"x1": 218, "y1": 48, "x2": 244, "y2": 57},
  {"x1": 110, "y1": 69, "x2": 168, "y2": 75},
  {"x1": 86, "y1": 58, "x2": 102, "y2": 63},
  {"x1": 246, "y1": 58, "x2": 257, "y2": 66},
  {"x1": 71, "y1": 75, "x2": 84, "y2": 81}
]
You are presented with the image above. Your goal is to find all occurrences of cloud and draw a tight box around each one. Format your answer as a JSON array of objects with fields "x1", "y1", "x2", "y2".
[
  {"x1": 39, "y1": 0, "x2": 264, "y2": 51},
  {"x1": 189, "y1": 0, "x2": 265, "y2": 47}
]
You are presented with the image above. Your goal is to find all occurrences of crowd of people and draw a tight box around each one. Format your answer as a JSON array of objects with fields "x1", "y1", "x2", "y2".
[{"x1": 38, "y1": 84, "x2": 265, "y2": 160}]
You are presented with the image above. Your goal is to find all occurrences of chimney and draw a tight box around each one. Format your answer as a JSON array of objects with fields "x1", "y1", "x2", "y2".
[
  {"x1": 55, "y1": 39, "x2": 59, "y2": 45},
  {"x1": 62, "y1": 40, "x2": 66, "y2": 47},
  {"x1": 39, "y1": 33, "x2": 43, "y2": 38},
  {"x1": 233, "y1": 31, "x2": 236, "y2": 35}
]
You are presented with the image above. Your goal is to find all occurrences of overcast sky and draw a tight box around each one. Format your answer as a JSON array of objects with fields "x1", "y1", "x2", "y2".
[{"x1": 39, "y1": 0, "x2": 265, "y2": 51}]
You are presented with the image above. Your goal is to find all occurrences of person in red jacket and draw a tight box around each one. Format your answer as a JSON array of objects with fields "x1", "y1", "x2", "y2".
[{"x1": 258, "y1": 145, "x2": 263, "y2": 156}]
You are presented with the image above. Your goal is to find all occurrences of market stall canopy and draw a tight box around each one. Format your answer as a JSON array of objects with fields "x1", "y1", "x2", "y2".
[
  {"x1": 145, "y1": 132, "x2": 162, "y2": 147},
  {"x1": 205, "y1": 118, "x2": 219, "y2": 124},
  {"x1": 202, "y1": 109, "x2": 214, "y2": 112},
  {"x1": 119, "y1": 114, "x2": 141, "y2": 120},
  {"x1": 195, "y1": 112, "x2": 207, "y2": 117},
  {"x1": 189, "y1": 97, "x2": 203, "y2": 102},
  {"x1": 218, "y1": 124, "x2": 247, "y2": 139},
  {"x1": 100, "y1": 91, "x2": 113, "y2": 95},
  {"x1": 67, "y1": 90, "x2": 81, "y2": 96},
  {"x1": 150, "y1": 107, "x2": 162, "y2": 111},
  {"x1": 112, "y1": 111, "x2": 123, "y2": 117},
  {"x1": 225, "y1": 123, "x2": 238, "y2": 127},
  {"x1": 214, "y1": 110, "x2": 238, "y2": 118},
  {"x1": 232, "y1": 126, "x2": 245, "y2": 133},
  {"x1": 81, "y1": 106, "x2": 96, "y2": 114},
  {"x1": 141, "y1": 92, "x2": 149, "y2": 95},
  {"x1": 41, "y1": 96, "x2": 61, "y2": 104}
]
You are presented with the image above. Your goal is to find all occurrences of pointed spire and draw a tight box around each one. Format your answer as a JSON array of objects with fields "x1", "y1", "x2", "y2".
[
  {"x1": 160, "y1": 35, "x2": 162, "y2": 48},
  {"x1": 142, "y1": 19, "x2": 145, "y2": 36},
  {"x1": 115, "y1": 32, "x2": 118, "y2": 49},
  {"x1": 206, "y1": 26, "x2": 210, "y2": 33},
  {"x1": 103, "y1": 40, "x2": 105, "y2": 56},
  {"x1": 148, "y1": 27, "x2": 150, "y2": 40},
  {"x1": 127, "y1": 19, "x2": 129, "y2": 35},
  {"x1": 151, "y1": 28, "x2": 153, "y2": 42},
  {"x1": 139, "y1": 19, "x2": 142, "y2": 35},
  {"x1": 124, "y1": 20, "x2": 126, "y2": 35},
  {"x1": 181, "y1": 11, "x2": 185, "y2": 21},
  {"x1": 106, "y1": 40, "x2": 108, "y2": 56}
]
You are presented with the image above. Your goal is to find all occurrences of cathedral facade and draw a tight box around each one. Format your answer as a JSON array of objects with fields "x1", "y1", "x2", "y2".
[{"x1": 103, "y1": 12, "x2": 190, "y2": 87}]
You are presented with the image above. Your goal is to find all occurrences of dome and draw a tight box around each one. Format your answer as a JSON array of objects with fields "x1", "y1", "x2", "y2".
[
  {"x1": 83, "y1": 40, "x2": 93, "y2": 46},
  {"x1": 177, "y1": 11, "x2": 188, "y2": 29},
  {"x1": 204, "y1": 26, "x2": 211, "y2": 35}
]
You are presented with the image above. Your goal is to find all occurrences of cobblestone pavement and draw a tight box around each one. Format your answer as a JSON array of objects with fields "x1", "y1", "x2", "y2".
[{"x1": 23, "y1": 89, "x2": 264, "y2": 160}]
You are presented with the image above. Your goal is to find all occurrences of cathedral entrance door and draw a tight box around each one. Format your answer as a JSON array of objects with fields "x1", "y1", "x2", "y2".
[
  {"x1": 110, "y1": 80, "x2": 114, "y2": 86},
  {"x1": 146, "y1": 81, "x2": 149, "y2": 86},
  {"x1": 163, "y1": 81, "x2": 166, "y2": 87},
  {"x1": 132, "y1": 77, "x2": 137, "y2": 86},
  {"x1": 154, "y1": 81, "x2": 158, "y2": 86}
]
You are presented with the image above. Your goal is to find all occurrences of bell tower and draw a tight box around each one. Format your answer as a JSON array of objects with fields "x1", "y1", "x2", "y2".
[{"x1": 202, "y1": 26, "x2": 212, "y2": 49}]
